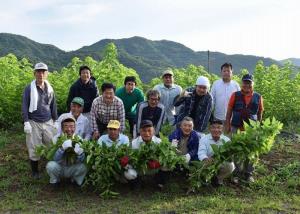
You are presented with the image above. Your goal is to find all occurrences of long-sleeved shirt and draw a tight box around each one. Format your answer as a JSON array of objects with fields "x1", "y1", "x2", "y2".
[
  {"x1": 168, "y1": 128, "x2": 199, "y2": 161},
  {"x1": 153, "y1": 84, "x2": 182, "y2": 124},
  {"x1": 135, "y1": 101, "x2": 165, "y2": 136},
  {"x1": 67, "y1": 78, "x2": 99, "y2": 113},
  {"x1": 197, "y1": 133, "x2": 230, "y2": 161},
  {"x1": 90, "y1": 96, "x2": 125, "y2": 132},
  {"x1": 175, "y1": 87, "x2": 213, "y2": 133},
  {"x1": 53, "y1": 147, "x2": 85, "y2": 166},
  {"x1": 53, "y1": 112, "x2": 92, "y2": 141},
  {"x1": 211, "y1": 79, "x2": 240, "y2": 121},
  {"x1": 97, "y1": 133, "x2": 129, "y2": 147},
  {"x1": 115, "y1": 86, "x2": 144, "y2": 119},
  {"x1": 131, "y1": 136, "x2": 161, "y2": 149},
  {"x1": 22, "y1": 83, "x2": 57, "y2": 122}
]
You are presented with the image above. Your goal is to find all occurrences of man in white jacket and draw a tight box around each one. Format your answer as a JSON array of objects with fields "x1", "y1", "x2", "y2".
[
  {"x1": 22, "y1": 62, "x2": 58, "y2": 179},
  {"x1": 54, "y1": 97, "x2": 91, "y2": 142}
]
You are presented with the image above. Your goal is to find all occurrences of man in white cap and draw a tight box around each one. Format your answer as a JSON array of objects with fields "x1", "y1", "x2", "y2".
[
  {"x1": 153, "y1": 69, "x2": 182, "y2": 125},
  {"x1": 210, "y1": 63, "x2": 240, "y2": 123},
  {"x1": 46, "y1": 116, "x2": 87, "y2": 188},
  {"x1": 22, "y1": 62, "x2": 58, "y2": 179},
  {"x1": 174, "y1": 76, "x2": 213, "y2": 137}
]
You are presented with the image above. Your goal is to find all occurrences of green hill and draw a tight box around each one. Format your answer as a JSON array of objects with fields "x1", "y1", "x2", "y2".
[{"x1": 0, "y1": 33, "x2": 280, "y2": 82}]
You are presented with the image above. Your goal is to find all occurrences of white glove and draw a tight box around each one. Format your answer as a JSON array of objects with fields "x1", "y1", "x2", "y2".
[
  {"x1": 185, "y1": 154, "x2": 191, "y2": 163},
  {"x1": 62, "y1": 139, "x2": 73, "y2": 150},
  {"x1": 54, "y1": 121, "x2": 60, "y2": 130},
  {"x1": 124, "y1": 168, "x2": 137, "y2": 180},
  {"x1": 24, "y1": 122, "x2": 32, "y2": 134},
  {"x1": 74, "y1": 143, "x2": 84, "y2": 155},
  {"x1": 171, "y1": 139, "x2": 178, "y2": 148}
]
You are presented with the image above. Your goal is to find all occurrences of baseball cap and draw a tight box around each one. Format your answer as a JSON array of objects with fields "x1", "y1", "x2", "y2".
[
  {"x1": 162, "y1": 69, "x2": 174, "y2": 77},
  {"x1": 34, "y1": 62, "x2": 48, "y2": 71},
  {"x1": 242, "y1": 74, "x2": 253, "y2": 82},
  {"x1": 71, "y1": 97, "x2": 84, "y2": 106},
  {"x1": 61, "y1": 116, "x2": 76, "y2": 125},
  {"x1": 107, "y1": 120, "x2": 121, "y2": 129},
  {"x1": 140, "y1": 120, "x2": 153, "y2": 128}
]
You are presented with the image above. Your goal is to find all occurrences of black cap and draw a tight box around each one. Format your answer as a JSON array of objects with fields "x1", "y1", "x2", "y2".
[
  {"x1": 140, "y1": 120, "x2": 153, "y2": 128},
  {"x1": 210, "y1": 119, "x2": 223, "y2": 125},
  {"x1": 242, "y1": 74, "x2": 253, "y2": 82}
]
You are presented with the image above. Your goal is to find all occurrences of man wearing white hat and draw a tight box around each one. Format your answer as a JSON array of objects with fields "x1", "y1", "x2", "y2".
[
  {"x1": 153, "y1": 69, "x2": 182, "y2": 125},
  {"x1": 22, "y1": 62, "x2": 58, "y2": 179},
  {"x1": 174, "y1": 76, "x2": 213, "y2": 137}
]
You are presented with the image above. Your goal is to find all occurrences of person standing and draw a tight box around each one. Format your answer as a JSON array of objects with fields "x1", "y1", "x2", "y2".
[
  {"x1": 175, "y1": 76, "x2": 213, "y2": 137},
  {"x1": 67, "y1": 65, "x2": 99, "y2": 121},
  {"x1": 22, "y1": 62, "x2": 58, "y2": 179},
  {"x1": 225, "y1": 74, "x2": 264, "y2": 183},
  {"x1": 153, "y1": 69, "x2": 182, "y2": 125},
  {"x1": 211, "y1": 63, "x2": 240, "y2": 122},
  {"x1": 116, "y1": 76, "x2": 144, "y2": 137},
  {"x1": 90, "y1": 83, "x2": 125, "y2": 140},
  {"x1": 54, "y1": 97, "x2": 91, "y2": 142}
]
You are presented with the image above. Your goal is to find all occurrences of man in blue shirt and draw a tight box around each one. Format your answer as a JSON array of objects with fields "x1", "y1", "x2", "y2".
[
  {"x1": 46, "y1": 117, "x2": 87, "y2": 188},
  {"x1": 97, "y1": 120, "x2": 129, "y2": 147}
]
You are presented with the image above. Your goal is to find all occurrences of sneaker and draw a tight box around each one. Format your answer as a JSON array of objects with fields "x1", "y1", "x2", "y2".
[
  {"x1": 246, "y1": 176, "x2": 255, "y2": 183},
  {"x1": 157, "y1": 183, "x2": 164, "y2": 190},
  {"x1": 231, "y1": 177, "x2": 239, "y2": 184}
]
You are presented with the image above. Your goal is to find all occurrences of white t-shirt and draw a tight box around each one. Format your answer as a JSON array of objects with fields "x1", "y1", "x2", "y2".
[{"x1": 211, "y1": 79, "x2": 240, "y2": 121}]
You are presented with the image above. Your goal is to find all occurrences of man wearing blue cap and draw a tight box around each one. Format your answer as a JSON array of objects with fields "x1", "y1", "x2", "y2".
[{"x1": 225, "y1": 73, "x2": 264, "y2": 183}]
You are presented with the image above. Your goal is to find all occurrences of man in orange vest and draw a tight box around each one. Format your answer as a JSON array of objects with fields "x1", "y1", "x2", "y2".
[{"x1": 225, "y1": 74, "x2": 264, "y2": 183}]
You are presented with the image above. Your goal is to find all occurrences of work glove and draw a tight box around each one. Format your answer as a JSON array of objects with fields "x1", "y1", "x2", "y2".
[
  {"x1": 24, "y1": 122, "x2": 32, "y2": 134},
  {"x1": 185, "y1": 153, "x2": 191, "y2": 163},
  {"x1": 171, "y1": 139, "x2": 178, "y2": 148},
  {"x1": 62, "y1": 139, "x2": 73, "y2": 150},
  {"x1": 74, "y1": 143, "x2": 84, "y2": 155},
  {"x1": 124, "y1": 168, "x2": 137, "y2": 180}
]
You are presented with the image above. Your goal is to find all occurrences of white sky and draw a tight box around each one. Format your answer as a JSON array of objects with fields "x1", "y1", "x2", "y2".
[{"x1": 0, "y1": 0, "x2": 298, "y2": 60}]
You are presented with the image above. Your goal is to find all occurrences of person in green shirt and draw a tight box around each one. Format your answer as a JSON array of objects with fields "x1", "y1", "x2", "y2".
[{"x1": 116, "y1": 76, "x2": 144, "y2": 136}]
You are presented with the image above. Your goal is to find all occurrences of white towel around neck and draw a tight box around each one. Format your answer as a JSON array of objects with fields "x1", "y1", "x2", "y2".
[{"x1": 29, "y1": 80, "x2": 54, "y2": 113}]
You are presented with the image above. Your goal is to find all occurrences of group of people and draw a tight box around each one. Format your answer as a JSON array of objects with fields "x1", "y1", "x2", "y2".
[{"x1": 22, "y1": 61, "x2": 264, "y2": 189}]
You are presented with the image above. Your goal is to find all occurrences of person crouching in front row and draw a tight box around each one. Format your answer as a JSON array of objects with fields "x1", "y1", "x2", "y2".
[{"x1": 46, "y1": 117, "x2": 87, "y2": 188}]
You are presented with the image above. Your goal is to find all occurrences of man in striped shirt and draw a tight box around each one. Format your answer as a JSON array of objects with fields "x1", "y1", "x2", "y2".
[
  {"x1": 174, "y1": 76, "x2": 213, "y2": 137},
  {"x1": 90, "y1": 83, "x2": 125, "y2": 140}
]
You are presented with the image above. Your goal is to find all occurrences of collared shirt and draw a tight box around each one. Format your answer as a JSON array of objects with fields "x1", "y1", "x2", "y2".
[
  {"x1": 197, "y1": 133, "x2": 230, "y2": 161},
  {"x1": 53, "y1": 112, "x2": 92, "y2": 142},
  {"x1": 154, "y1": 83, "x2": 182, "y2": 124},
  {"x1": 131, "y1": 136, "x2": 161, "y2": 149},
  {"x1": 90, "y1": 96, "x2": 125, "y2": 132},
  {"x1": 211, "y1": 79, "x2": 240, "y2": 121},
  {"x1": 97, "y1": 133, "x2": 129, "y2": 147}
]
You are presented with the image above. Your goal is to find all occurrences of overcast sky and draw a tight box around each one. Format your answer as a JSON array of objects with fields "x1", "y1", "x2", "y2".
[{"x1": 0, "y1": 0, "x2": 298, "y2": 60}]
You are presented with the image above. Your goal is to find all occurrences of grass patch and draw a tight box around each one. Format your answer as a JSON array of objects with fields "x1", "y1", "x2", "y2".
[{"x1": 0, "y1": 128, "x2": 299, "y2": 213}]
